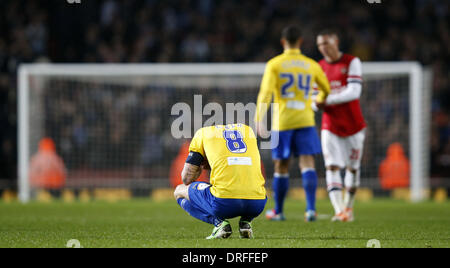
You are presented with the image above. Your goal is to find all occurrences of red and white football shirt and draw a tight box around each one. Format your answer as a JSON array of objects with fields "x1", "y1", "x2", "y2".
[{"x1": 319, "y1": 54, "x2": 366, "y2": 137}]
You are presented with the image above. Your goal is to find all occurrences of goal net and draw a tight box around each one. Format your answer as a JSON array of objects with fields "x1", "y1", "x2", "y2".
[{"x1": 18, "y1": 63, "x2": 431, "y2": 202}]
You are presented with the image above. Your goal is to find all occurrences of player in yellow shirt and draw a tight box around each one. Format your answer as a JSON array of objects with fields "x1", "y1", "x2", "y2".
[
  {"x1": 255, "y1": 25, "x2": 330, "y2": 222},
  {"x1": 174, "y1": 124, "x2": 267, "y2": 239}
]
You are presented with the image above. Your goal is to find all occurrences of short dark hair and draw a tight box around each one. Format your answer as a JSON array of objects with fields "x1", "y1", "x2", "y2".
[
  {"x1": 318, "y1": 28, "x2": 340, "y2": 38},
  {"x1": 282, "y1": 25, "x2": 302, "y2": 45}
]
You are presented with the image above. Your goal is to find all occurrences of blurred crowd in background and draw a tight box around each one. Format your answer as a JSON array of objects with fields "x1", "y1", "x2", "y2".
[
  {"x1": 0, "y1": 0, "x2": 449, "y2": 183},
  {"x1": 37, "y1": 74, "x2": 411, "y2": 188}
]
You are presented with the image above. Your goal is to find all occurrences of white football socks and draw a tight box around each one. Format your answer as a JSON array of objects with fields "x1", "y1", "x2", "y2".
[
  {"x1": 326, "y1": 170, "x2": 344, "y2": 215},
  {"x1": 344, "y1": 170, "x2": 359, "y2": 209}
]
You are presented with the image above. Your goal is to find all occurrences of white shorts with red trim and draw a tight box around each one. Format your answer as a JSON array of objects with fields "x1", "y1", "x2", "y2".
[{"x1": 321, "y1": 129, "x2": 365, "y2": 170}]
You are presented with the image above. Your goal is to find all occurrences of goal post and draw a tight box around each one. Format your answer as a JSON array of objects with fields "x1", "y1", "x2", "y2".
[
  {"x1": 18, "y1": 62, "x2": 431, "y2": 203},
  {"x1": 361, "y1": 63, "x2": 430, "y2": 202}
]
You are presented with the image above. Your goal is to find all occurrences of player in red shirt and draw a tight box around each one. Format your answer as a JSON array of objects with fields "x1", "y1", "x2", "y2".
[{"x1": 314, "y1": 29, "x2": 367, "y2": 222}]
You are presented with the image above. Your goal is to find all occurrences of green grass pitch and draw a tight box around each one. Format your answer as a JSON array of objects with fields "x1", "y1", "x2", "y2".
[{"x1": 0, "y1": 199, "x2": 448, "y2": 248}]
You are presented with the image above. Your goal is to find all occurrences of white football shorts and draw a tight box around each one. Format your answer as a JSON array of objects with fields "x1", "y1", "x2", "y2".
[{"x1": 321, "y1": 129, "x2": 366, "y2": 170}]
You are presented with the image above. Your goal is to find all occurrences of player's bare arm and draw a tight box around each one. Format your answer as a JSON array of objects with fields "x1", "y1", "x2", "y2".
[
  {"x1": 175, "y1": 163, "x2": 203, "y2": 200},
  {"x1": 181, "y1": 163, "x2": 202, "y2": 185}
]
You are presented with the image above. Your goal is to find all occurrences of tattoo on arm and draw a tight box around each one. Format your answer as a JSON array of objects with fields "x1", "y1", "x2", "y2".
[{"x1": 181, "y1": 163, "x2": 202, "y2": 185}]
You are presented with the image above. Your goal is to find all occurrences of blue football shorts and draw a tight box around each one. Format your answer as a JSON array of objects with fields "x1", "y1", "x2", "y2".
[
  {"x1": 271, "y1": 126, "x2": 321, "y2": 160},
  {"x1": 188, "y1": 182, "x2": 267, "y2": 222}
]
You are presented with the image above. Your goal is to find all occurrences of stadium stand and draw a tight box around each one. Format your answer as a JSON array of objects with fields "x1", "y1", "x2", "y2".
[{"x1": 0, "y1": 0, "x2": 448, "y2": 190}]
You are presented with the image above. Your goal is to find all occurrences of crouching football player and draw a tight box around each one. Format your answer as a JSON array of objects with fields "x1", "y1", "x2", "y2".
[{"x1": 174, "y1": 124, "x2": 267, "y2": 239}]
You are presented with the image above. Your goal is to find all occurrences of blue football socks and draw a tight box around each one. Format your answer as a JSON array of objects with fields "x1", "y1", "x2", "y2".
[
  {"x1": 302, "y1": 169, "x2": 318, "y2": 212},
  {"x1": 177, "y1": 198, "x2": 222, "y2": 226},
  {"x1": 272, "y1": 174, "x2": 289, "y2": 214}
]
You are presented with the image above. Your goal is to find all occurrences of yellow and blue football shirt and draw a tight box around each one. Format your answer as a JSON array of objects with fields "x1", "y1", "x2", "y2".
[
  {"x1": 189, "y1": 124, "x2": 266, "y2": 200},
  {"x1": 255, "y1": 49, "x2": 331, "y2": 131}
]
